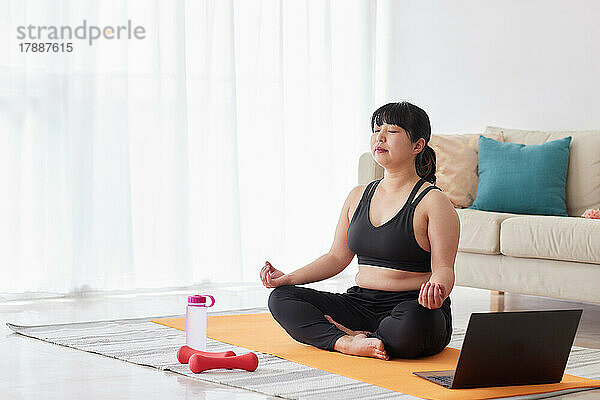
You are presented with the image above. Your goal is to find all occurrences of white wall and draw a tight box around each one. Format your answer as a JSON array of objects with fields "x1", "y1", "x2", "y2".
[{"x1": 376, "y1": 0, "x2": 599, "y2": 133}]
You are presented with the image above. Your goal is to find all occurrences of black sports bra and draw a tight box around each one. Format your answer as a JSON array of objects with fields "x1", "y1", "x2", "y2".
[{"x1": 346, "y1": 178, "x2": 441, "y2": 273}]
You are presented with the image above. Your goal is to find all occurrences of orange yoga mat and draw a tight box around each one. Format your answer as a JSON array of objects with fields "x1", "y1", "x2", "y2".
[{"x1": 152, "y1": 313, "x2": 600, "y2": 400}]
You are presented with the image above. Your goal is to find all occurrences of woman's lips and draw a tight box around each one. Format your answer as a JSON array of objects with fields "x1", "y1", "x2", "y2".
[{"x1": 375, "y1": 149, "x2": 388, "y2": 153}]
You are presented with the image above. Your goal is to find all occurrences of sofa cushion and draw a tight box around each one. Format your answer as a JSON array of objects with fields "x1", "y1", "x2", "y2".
[
  {"x1": 455, "y1": 252, "x2": 600, "y2": 303},
  {"x1": 485, "y1": 126, "x2": 600, "y2": 217},
  {"x1": 428, "y1": 132, "x2": 504, "y2": 208},
  {"x1": 470, "y1": 136, "x2": 572, "y2": 216},
  {"x1": 456, "y1": 208, "x2": 521, "y2": 255},
  {"x1": 500, "y1": 216, "x2": 600, "y2": 264}
]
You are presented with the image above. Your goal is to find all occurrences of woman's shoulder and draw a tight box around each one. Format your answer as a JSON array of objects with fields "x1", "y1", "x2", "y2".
[
  {"x1": 420, "y1": 185, "x2": 457, "y2": 218},
  {"x1": 345, "y1": 183, "x2": 370, "y2": 215},
  {"x1": 351, "y1": 181, "x2": 372, "y2": 196},
  {"x1": 420, "y1": 182, "x2": 448, "y2": 201},
  {"x1": 352, "y1": 183, "x2": 370, "y2": 201}
]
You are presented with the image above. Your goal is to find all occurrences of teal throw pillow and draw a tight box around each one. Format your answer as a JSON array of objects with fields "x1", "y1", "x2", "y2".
[{"x1": 469, "y1": 135, "x2": 572, "y2": 216}]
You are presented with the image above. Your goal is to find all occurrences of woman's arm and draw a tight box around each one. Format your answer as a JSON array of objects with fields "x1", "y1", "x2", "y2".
[
  {"x1": 419, "y1": 190, "x2": 460, "y2": 309},
  {"x1": 285, "y1": 253, "x2": 348, "y2": 285}
]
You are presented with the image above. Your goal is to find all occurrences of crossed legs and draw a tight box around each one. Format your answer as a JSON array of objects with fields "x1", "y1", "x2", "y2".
[
  {"x1": 267, "y1": 285, "x2": 383, "y2": 357},
  {"x1": 268, "y1": 285, "x2": 451, "y2": 360}
]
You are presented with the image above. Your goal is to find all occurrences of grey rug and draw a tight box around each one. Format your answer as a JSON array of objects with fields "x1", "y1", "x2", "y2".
[{"x1": 7, "y1": 307, "x2": 600, "y2": 400}]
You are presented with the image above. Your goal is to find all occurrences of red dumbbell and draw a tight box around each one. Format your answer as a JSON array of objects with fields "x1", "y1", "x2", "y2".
[
  {"x1": 189, "y1": 352, "x2": 259, "y2": 373},
  {"x1": 177, "y1": 345, "x2": 236, "y2": 364}
]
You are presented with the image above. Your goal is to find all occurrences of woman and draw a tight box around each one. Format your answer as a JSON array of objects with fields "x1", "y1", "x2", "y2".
[{"x1": 260, "y1": 101, "x2": 460, "y2": 360}]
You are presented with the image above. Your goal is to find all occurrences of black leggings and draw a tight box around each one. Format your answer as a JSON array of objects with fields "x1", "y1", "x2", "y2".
[{"x1": 268, "y1": 285, "x2": 452, "y2": 359}]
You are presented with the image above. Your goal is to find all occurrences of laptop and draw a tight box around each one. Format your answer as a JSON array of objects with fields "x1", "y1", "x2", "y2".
[{"x1": 413, "y1": 309, "x2": 583, "y2": 389}]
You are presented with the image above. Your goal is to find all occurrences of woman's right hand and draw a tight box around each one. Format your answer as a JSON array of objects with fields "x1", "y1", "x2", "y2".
[{"x1": 260, "y1": 261, "x2": 290, "y2": 288}]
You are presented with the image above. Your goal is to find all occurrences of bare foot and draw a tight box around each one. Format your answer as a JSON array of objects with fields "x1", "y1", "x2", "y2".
[
  {"x1": 324, "y1": 315, "x2": 371, "y2": 336},
  {"x1": 334, "y1": 334, "x2": 388, "y2": 360}
]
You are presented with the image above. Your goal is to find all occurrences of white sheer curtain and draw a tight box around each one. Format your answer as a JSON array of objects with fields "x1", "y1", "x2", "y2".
[{"x1": 1, "y1": 0, "x2": 386, "y2": 297}]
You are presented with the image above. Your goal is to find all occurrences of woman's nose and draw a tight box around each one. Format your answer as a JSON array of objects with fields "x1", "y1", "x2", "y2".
[{"x1": 376, "y1": 128, "x2": 387, "y2": 139}]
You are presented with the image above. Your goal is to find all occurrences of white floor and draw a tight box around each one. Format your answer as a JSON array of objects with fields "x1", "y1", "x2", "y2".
[{"x1": 1, "y1": 274, "x2": 599, "y2": 399}]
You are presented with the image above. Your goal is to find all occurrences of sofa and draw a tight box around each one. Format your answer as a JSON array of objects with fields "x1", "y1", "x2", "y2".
[{"x1": 358, "y1": 126, "x2": 600, "y2": 305}]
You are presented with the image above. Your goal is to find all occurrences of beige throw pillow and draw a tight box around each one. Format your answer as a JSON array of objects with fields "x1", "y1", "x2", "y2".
[{"x1": 429, "y1": 132, "x2": 505, "y2": 208}]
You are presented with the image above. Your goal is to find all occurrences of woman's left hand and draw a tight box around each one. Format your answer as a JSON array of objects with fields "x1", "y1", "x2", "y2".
[{"x1": 418, "y1": 281, "x2": 445, "y2": 309}]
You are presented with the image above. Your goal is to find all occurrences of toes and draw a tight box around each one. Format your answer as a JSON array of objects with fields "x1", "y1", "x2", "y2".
[
  {"x1": 375, "y1": 349, "x2": 388, "y2": 360},
  {"x1": 369, "y1": 339, "x2": 388, "y2": 359},
  {"x1": 366, "y1": 339, "x2": 387, "y2": 358}
]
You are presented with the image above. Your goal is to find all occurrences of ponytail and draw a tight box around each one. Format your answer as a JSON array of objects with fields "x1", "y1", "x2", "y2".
[{"x1": 416, "y1": 144, "x2": 436, "y2": 185}]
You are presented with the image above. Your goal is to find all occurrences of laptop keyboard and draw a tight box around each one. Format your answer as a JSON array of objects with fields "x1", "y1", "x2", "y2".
[{"x1": 429, "y1": 375, "x2": 454, "y2": 388}]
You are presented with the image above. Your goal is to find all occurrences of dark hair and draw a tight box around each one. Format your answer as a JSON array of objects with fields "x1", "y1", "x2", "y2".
[{"x1": 370, "y1": 101, "x2": 436, "y2": 184}]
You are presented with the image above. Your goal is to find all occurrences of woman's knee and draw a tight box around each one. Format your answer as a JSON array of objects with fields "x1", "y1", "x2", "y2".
[
  {"x1": 267, "y1": 285, "x2": 297, "y2": 315},
  {"x1": 378, "y1": 304, "x2": 446, "y2": 358}
]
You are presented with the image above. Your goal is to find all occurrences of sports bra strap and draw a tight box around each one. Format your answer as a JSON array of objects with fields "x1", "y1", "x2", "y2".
[
  {"x1": 365, "y1": 178, "x2": 428, "y2": 208},
  {"x1": 405, "y1": 178, "x2": 427, "y2": 206},
  {"x1": 411, "y1": 185, "x2": 442, "y2": 207},
  {"x1": 361, "y1": 179, "x2": 380, "y2": 204}
]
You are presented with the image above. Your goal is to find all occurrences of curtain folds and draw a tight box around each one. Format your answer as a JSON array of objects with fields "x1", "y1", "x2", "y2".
[{"x1": 1, "y1": 0, "x2": 384, "y2": 296}]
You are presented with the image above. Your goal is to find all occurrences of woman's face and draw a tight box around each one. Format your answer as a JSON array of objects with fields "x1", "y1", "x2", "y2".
[{"x1": 371, "y1": 122, "x2": 415, "y2": 162}]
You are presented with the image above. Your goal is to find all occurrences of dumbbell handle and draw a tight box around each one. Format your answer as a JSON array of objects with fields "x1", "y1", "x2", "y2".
[
  {"x1": 189, "y1": 352, "x2": 259, "y2": 373},
  {"x1": 177, "y1": 345, "x2": 236, "y2": 364}
]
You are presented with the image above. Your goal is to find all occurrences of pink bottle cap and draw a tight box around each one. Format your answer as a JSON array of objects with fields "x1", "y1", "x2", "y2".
[{"x1": 188, "y1": 294, "x2": 215, "y2": 307}]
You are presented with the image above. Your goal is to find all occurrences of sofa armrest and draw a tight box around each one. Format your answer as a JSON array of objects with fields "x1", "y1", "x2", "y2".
[{"x1": 358, "y1": 152, "x2": 384, "y2": 184}]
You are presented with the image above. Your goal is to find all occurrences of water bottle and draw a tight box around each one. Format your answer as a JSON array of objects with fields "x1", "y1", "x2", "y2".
[{"x1": 186, "y1": 294, "x2": 215, "y2": 351}]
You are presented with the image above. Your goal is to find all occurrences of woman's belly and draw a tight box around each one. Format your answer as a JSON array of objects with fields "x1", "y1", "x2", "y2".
[{"x1": 355, "y1": 264, "x2": 431, "y2": 292}]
